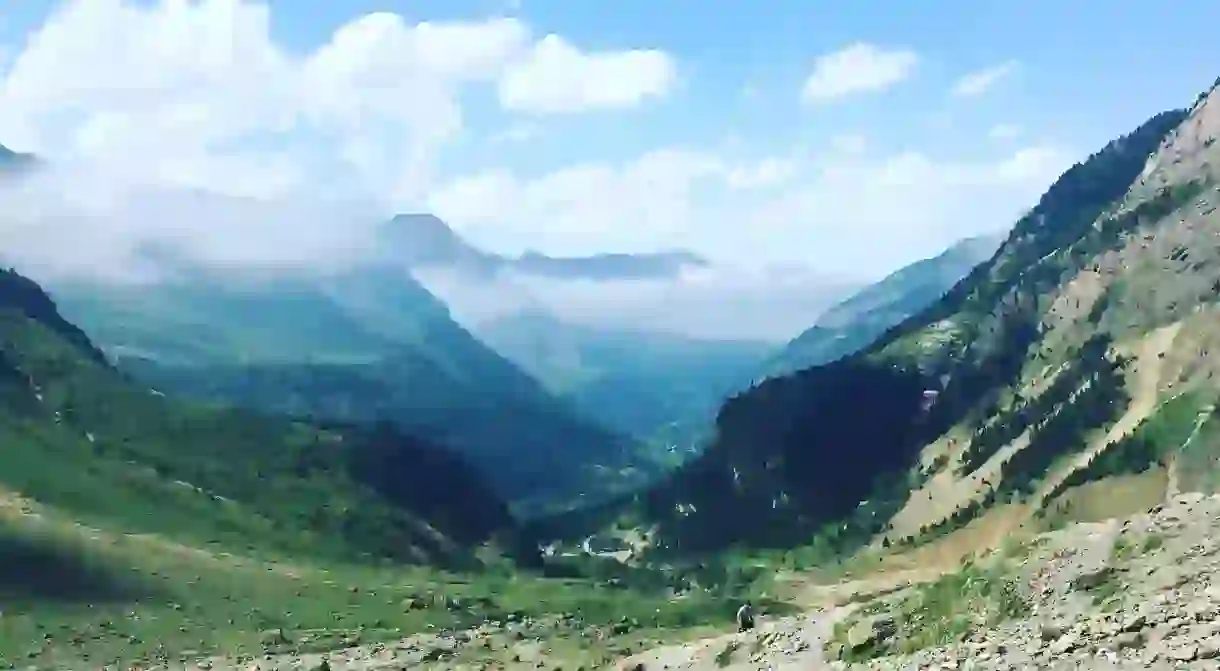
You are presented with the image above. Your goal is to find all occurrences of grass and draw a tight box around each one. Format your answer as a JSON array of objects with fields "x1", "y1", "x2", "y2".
[
  {"x1": 829, "y1": 552, "x2": 1031, "y2": 662},
  {"x1": 0, "y1": 276, "x2": 764, "y2": 668},
  {"x1": 0, "y1": 498, "x2": 765, "y2": 669}
]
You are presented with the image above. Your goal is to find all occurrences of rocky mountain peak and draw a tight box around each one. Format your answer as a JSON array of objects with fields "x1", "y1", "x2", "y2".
[{"x1": 1134, "y1": 82, "x2": 1220, "y2": 196}]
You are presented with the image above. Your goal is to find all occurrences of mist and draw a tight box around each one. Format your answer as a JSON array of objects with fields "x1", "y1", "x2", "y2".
[
  {"x1": 0, "y1": 161, "x2": 860, "y2": 342},
  {"x1": 0, "y1": 161, "x2": 387, "y2": 283},
  {"x1": 413, "y1": 263, "x2": 860, "y2": 342}
]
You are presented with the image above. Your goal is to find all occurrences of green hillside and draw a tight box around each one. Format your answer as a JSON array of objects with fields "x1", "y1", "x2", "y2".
[
  {"x1": 0, "y1": 267, "x2": 528, "y2": 567},
  {"x1": 757, "y1": 233, "x2": 1002, "y2": 381},
  {"x1": 0, "y1": 265, "x2": 775, "y2": 669},
  {"x1": 49, "y1": 265, "x2": 652, "y2": 514}
]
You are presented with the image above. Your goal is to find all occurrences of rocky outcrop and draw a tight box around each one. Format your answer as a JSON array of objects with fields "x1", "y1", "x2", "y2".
[{"x1": 833, "y1": 493, "x2": 1220, "y2": 670}]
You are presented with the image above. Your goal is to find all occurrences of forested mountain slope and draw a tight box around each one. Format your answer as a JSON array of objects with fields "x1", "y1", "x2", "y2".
[
  {"x1": 630, "y1": 80, "x2": 1220, "y2": 557},
  {"x1": 0, "y1": 267, "x2": 530, "y2": 570},
  {"x1": 758, "y1": 233, "x2": 1003, "y2": 381},
  {"x1": 50, "y1": 264, "x2": 648, "y2": 515}
]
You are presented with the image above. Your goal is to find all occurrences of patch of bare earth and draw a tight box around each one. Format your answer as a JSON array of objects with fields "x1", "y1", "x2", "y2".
[{"x1": 1034, "y1": 321, "x2": 1182, "y2": 506}]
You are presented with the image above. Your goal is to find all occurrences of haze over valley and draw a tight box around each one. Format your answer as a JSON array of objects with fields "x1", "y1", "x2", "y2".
[{"x1": 2, "y1": 2, "x2": 1220, "y2": 669}]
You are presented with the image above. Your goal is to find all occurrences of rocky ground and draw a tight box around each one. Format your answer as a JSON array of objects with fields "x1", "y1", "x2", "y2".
[
  {"x1": 40, "y1": 493, "x2": 1220, "y2": 670},
  {"x1": 619, "y1": 492, "x2": 1220, "y2": 670},
  {"x1": 829, "y1": 492, "x2": 1220, "y2": 670},
  {"x1": 137, "y1": 611, "x2": 662, "y2": 670}
]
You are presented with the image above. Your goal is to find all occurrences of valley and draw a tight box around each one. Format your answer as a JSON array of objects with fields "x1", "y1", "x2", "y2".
[{"x1": 2, "y1": 5, "x2": 1220, "y2": 668}]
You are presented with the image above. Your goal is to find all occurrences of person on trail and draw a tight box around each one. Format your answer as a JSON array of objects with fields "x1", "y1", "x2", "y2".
[{"x1": 736, "y1": 601, "x2": 755, "y2": 632}]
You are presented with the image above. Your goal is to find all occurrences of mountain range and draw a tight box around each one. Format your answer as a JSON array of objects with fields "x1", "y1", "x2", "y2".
[
  {"x1": 7, "y1": 135, "x2": 1026, "y2": 522},
  {"x1": 380, "y1": 213, "x2": 708, "y2": 281},
  {"x1": 0, "y1": 266, "x2": 529, "y2": 569},
  {"x1": 610, "y1": 80, "x2": 1220, "y2": 558},
  {"x1": 47, "y1": 261, "x2": 653, "y2": 516},
  {"x1": 5, "y1": 67, "x2": 1220, "y2": 671}
]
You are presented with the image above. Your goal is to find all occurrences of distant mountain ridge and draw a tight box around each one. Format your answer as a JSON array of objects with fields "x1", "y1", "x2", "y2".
[
  {"x1": 478, "y1": 309, "x2": 770, "y2": 450},
  {"x1": 0, "y1": 143, "x2": 37, "y2": 173},
  {"x1": 757, "y1": 233, "x2": 1004, "y2": 381},
  {"x1": 380, "y1": 213, "x2": 708, "y2": 281}
]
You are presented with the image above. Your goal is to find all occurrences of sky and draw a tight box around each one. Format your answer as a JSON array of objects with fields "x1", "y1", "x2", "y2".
[{"x1": 1, "y1": 1, "x2": 1220, "y2": 282}]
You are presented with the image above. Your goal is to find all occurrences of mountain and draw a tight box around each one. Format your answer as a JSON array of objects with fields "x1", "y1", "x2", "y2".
[
  {"x1": 758, "y1": 233, "x2": 1004, "y2": 381},
  {"x1": 477, "y1": 310, "x2": 770, "y2": 448},
  {"x1": 377, "y1": 215, "x2": 841, "y2": 442},
  {"x1": 382, "y1": 213, "x2": 708, "y2": 281},
  {"x1": 48, "y1": 262, "x2": 651, "y2": 515},
  {"x1": 0, "y1": 265, "x2": 529, "y2": 570},
  {"x1": 612, "y1": 80, "x2": 1220, "y2": 558},
  {"x1": 0, "y1": 264, "x2": 757, "y2": 669},
  {"x1": 0, "y1": 143, "x2": 36, "y2": 173}
]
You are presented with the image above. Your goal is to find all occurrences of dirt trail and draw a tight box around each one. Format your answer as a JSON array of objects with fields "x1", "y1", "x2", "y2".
[
  {"x1": 617, "y1": 605, "x2": 851, "y2": 670},
  {"x1": 1035, "y1": 321, "x2": 1181, "y2": 505}
]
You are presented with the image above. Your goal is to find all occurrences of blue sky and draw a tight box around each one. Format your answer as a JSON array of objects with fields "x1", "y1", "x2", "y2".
[{"x1": 1, "y1": 1, "x2": 1219, "y2": 281}]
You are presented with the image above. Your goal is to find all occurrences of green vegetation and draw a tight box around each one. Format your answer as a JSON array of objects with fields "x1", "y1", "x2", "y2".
[
  {"x1": 0, "y1": 274, "x2": 528, "y2": 569},
  {"x1": 1046, "y1": 392, "x2": 1213, "y2": 499},
  {"x1": 51, "y1": 268, "x2": 654, "y2": 514},
  {"x1": 995, "y1": 338, "x2": 1130, "y2": 497},
  {"x1": 958, "y1": 344, "x2": 1108, "y2": 475},
  {"x1": 760, "y1": 233, "x2": 1002, "y2": 381},
  {"x1": 831, "y1": 556, "x2": 1030, "y2": 661},
  {"x1": 0, "y1": 266, "x2": 780, "y2": 668},
  {"x1": 893, "y1": 487, "x2": 1000, "y2": 548},
  {"x1": 628, "y1": 106, "x2": 1193, "y2": 556},
  {"x1": 0, "y1": 506, "x2": 760, "y2": 669}
]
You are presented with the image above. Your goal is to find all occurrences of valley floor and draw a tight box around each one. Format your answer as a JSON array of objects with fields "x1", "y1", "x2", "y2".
[
  {"x1": 8, "y1": 471, "x2": 1220, "y2": 670},
  {"x1": 141, "y1": 490, "x2": 1220, "y2": 671}
]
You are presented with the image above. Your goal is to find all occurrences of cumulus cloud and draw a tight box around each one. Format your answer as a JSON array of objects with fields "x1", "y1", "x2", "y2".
[
  {"x1": 428, "y1": 139, "x2": 1078, "y2": 278},
  {"x1": 427, "y1": 149, "x2": 740, "y2": 253},
  {"x1": 0, "y1": 0, "x2": 676, "y2": 205},
  {"x1": 801, "y1": 43, "x2": 918, "y2": 104},
  {"x1": 0, "y1": 1, "x2": 1085, "y2": 344},
  {"x1": 742, "y1": 144, "x2": 1078, "y2": 276},
  {"x1": 950, "y1": 60, "x2": 1020, "y2": 98},
  {"x1": 498, "y1": 35, "x2": 676, "y2": 113}
]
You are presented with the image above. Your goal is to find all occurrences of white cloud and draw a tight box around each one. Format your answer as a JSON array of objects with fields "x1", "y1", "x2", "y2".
[
  {"x1": 742, "y1": 143, "x2": 1076, "y2": 275},
  {"x1": 428, "y1": 139, "x2": 1077, "y2": 282},
  {"x1": 0, "y1": 0, "x2": 1083, "y2": 309},
  {"x1": 428, "y1": 148, "x2": 727, "y2": 250},
  {"x1": 950, "y1": 60, "x2": 1019, "y2": 98},
  {"x1": 0, "y1": 1, "x2": 671, "y2": 205},
  {"x1": 0, "y1": 162, "x2": 385, "y2": 281},
  {"x1": 414, "y1": 263, "x2": 858, "y2": 341},
  {"x1": 498, "y1": 34, "x2": 676, "y2": 114},
  {"x1": 801, "y1": 43, "x2": 918, "y2": 104}
]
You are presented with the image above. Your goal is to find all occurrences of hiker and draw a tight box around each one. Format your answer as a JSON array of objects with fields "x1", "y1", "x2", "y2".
[{"x1": 736, "y1": 601, "x2": 755, "y2": 632}]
